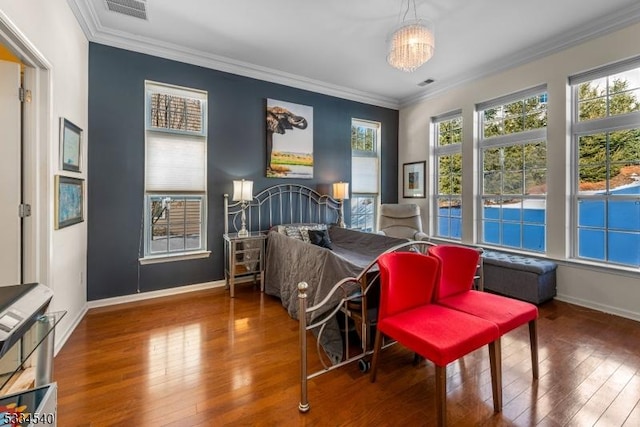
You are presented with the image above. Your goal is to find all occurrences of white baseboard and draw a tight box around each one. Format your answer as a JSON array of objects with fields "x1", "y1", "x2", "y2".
[
  {"x1": 86, "y1": 280, "x2": 227, "y2": 309},
  {"x1": 53, "y1": 305, "x2": 87, "y2": 356},
  {"x1": 555, "y1": 293, "x2": 640, "y2": 323}
]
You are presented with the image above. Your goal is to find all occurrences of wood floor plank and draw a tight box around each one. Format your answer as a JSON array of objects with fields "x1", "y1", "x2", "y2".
[
  {"x1": 622, "y1": 399, "x2": 640, "y2": 427},
  {"x1": 568, "y1": 360, "x2": 637, "y2": 426},
  {"x1": 595, "y1": 373, "x2": 640, "y2": 427},
  {"x1": 53, "y1": 289, "x2": 640, "y2": 426}
]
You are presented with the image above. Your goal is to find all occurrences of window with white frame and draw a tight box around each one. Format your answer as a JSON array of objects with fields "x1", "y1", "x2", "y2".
[
  {"x1": 477, "y1": 86, "x2": 548, "y2": 252},
  {"x1": 143, "y1": 81, "x2": 208, "y2": 259},
  {"x1": 351, "y1": 119, "x2": 380, "y2": 232},
  {"x1": 570, "y1": 58, "x2": 640, "y2": 267},
  {"x1": 433, "y1": 110, "x2": 463, "y2": 239}
]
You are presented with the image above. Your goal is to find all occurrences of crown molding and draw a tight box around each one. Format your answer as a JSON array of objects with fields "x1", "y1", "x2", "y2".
[
  {"x1": 400, "y1": 2, "x2": 640, "y2": 108},
  {"x1": 67, "y1": 0, "x2": 399, "y2": 109},
  {"x1": 66, "y1": 0, "x2": 101, "y2": 39},
  {"x1": 68, "y1": 0, "x2": 640, "y2": 111},
  {"x1": 93, "y1": 29, "x2": 401, "y2": 109}
]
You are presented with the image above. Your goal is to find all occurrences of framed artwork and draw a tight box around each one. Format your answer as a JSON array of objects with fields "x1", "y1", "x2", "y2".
[
  {"x1": 403, "y1": 161, "x2": 426, "y2": 198},
  {"x1": 265, "y1": 98, "x2": 313, "y2": 178},
  {"x1": 60, "y1": 118, "x2": 82, "y2": 172},
  {"x1": 55, "y1": 175, "x2": 84, "y2": 229}
]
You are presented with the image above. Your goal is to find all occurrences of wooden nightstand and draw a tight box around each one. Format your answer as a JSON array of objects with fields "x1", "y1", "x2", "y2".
[{"x1": 223, "y1": 232, "x2": 267, "y2": 298}]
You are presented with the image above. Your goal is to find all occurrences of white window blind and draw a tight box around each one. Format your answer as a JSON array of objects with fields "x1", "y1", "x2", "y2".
[
  {"x1": 145, "y1": 133, "x2": 206, "y2": 192},
  {"x1": 352, "y1": 156, "x2": 379, "y2": 194}
]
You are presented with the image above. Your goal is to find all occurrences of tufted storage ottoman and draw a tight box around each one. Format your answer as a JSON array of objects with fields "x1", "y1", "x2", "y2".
[{"x1": 482, "y1": 250, "x2": 557, "y2": 304}]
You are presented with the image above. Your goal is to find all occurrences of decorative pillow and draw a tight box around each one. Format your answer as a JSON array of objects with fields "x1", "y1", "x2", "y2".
[
  {"x1": 283, "y1": 223, "x2": 327, "y2": 243},
  {"x1": 308, "y1": 229, "x2": 333, "y2": 250},
  {"x1": 284, "y1": 226, "x2": 304, "y2": 240},
  {"x1": 299, "y1": 224, "x2": 326, "y2": 243}
]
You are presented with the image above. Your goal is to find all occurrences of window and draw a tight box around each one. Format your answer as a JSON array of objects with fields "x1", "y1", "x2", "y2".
[
  {"x1": 570, "y1": 59, "x2": 640, "y2": 267},
  {"x1": 351, "y1": 119, "x2": 380, "y2": 232},
  {"x1": 433, "y1": 111, "x2": 462, "y2": 239},
  {"x1": 477, "y1": 86, "x2": 548, "y2": 252},
  {"x1": 143, "y1": 81, "x2": 208, "y2": 260}
]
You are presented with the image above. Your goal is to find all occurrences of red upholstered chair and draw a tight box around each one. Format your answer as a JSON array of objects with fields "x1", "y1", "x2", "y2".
[
  {"x1": 428, "y1": 244, "x2": 539, "y2": 379},
  {"x1": 370, "y1": 252, "x2": 502, "y2": 427}
]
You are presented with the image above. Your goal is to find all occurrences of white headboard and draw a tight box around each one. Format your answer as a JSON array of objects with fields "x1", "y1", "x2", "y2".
[{"x1": 224, "y1": 183, "x2": 341, "y2": 234}]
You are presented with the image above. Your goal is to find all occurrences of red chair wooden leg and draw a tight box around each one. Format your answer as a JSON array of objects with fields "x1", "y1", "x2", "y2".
[
  {"x1": 488, "y1": 339, "x2": 502, "y2": 412},
  {"x1": 529, "y1": 319, "x2": 539, "y2": 379},
  {"x1": 435, "y1": 365, "x2": 447, "y2": 427},
  {"x1": 370, "y1": 328, "x2": 383, "y2": 383}
]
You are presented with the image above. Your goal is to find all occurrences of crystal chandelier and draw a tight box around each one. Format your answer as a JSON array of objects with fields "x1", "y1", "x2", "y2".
[{"x1": 387, "y1": 0, "x2": 435, "y2": 72}]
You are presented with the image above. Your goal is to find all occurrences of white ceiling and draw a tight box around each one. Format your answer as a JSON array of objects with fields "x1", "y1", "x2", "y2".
[{"x1": 68, "y1": 0, "x2": 640, "y2": 109}]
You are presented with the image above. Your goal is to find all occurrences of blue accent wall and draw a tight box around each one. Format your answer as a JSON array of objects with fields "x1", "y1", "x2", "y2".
[{"x1": 87, "y1": 43, "x2": 399, "y2": 300}]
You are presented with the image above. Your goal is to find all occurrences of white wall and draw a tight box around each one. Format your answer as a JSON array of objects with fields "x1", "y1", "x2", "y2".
[
  {"x1": 400, "y1": 22, "x2": 640, "y2": 321},
  {"x1": 1, "y1": 0, "x2": 88, "y2": 350}
]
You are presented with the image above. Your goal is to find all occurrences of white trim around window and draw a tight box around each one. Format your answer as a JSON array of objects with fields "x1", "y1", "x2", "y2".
[
  {"x1": 432, "y1": 110, "x2": 463, "y2": 240},
  {"x1": 141, "y1": 81, "x2": 209, "y2": 261},
  {"x1": 570, "y1": 59, "x2": 640, "y2": 267},
  {"x1": 476, "y1": 86, "x2": 549, "y2": 253}
]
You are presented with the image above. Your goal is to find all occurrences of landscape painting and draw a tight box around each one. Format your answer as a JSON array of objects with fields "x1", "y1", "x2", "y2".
[{"x1": 266, "y1": 99, "x2": 313, "y2": 178}]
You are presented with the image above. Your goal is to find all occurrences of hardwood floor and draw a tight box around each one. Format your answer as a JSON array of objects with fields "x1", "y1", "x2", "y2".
[{"x1": 54, "y1": 285, "x2": 640, "y2": 426}]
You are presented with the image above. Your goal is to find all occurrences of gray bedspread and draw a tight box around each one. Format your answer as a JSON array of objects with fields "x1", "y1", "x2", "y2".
[{"x1": 264, "y1": 226, "x2": 407, "y2": 363}]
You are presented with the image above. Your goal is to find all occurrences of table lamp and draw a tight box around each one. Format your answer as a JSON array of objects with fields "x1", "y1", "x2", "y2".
[
  {"x1": 332, "y1": 182, "x2": 349, "y2": 228},
  {"x1": 232, "y1": 179, "x2": 253, "y2": 237}
]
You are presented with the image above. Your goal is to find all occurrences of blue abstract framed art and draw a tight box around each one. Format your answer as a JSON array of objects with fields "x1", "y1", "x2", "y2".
[{"x1": 55, "y1": 175, "x2": 84, "y2": 229}]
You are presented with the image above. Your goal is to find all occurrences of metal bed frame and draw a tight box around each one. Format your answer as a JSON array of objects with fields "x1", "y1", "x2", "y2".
[{"x1": 223, "y1": 183, "x2": 341, "y2": 234}]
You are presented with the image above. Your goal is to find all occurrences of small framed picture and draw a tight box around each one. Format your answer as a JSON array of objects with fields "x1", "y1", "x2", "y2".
[
  {"x1": 55, "y1": 175, "x2": 84, "y2": 229},
  {"x1": 60, "y1": 118, "x2": 82, "y2": 172},
  {"x1": 403, "y1": 161, "x2": 426, "y2": 198}
]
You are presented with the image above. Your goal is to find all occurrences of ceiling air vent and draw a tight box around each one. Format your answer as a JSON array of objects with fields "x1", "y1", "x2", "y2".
[
  {"x1": 104, "y1": 0, "x2": 148, "y2": 20},
  {"x1": 417, "y1": 78, "x2": 435, "y2": 87}
]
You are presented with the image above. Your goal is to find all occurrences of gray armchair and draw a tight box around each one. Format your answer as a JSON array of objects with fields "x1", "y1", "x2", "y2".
[{"x1": 377, "y1": 203, "x2": 428, "y2": 241}]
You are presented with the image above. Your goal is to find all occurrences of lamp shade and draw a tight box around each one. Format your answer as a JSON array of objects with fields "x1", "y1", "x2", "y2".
[
  {"x1": 332, "y1": 182, "x2": 349, "y2": 201},
  {"x1": 232, "y1": 179, "x2": 253, "y2": 202}
]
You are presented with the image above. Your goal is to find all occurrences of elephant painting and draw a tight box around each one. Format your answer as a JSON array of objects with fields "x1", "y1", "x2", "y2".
[{"x1": 266, "y1": 99, "x2": 313, "y2": 178}]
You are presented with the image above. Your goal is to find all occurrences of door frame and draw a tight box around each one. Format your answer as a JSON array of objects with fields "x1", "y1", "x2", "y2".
[{"x1": 0, "y1": 11, "x2": 52, "y2": 288}]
